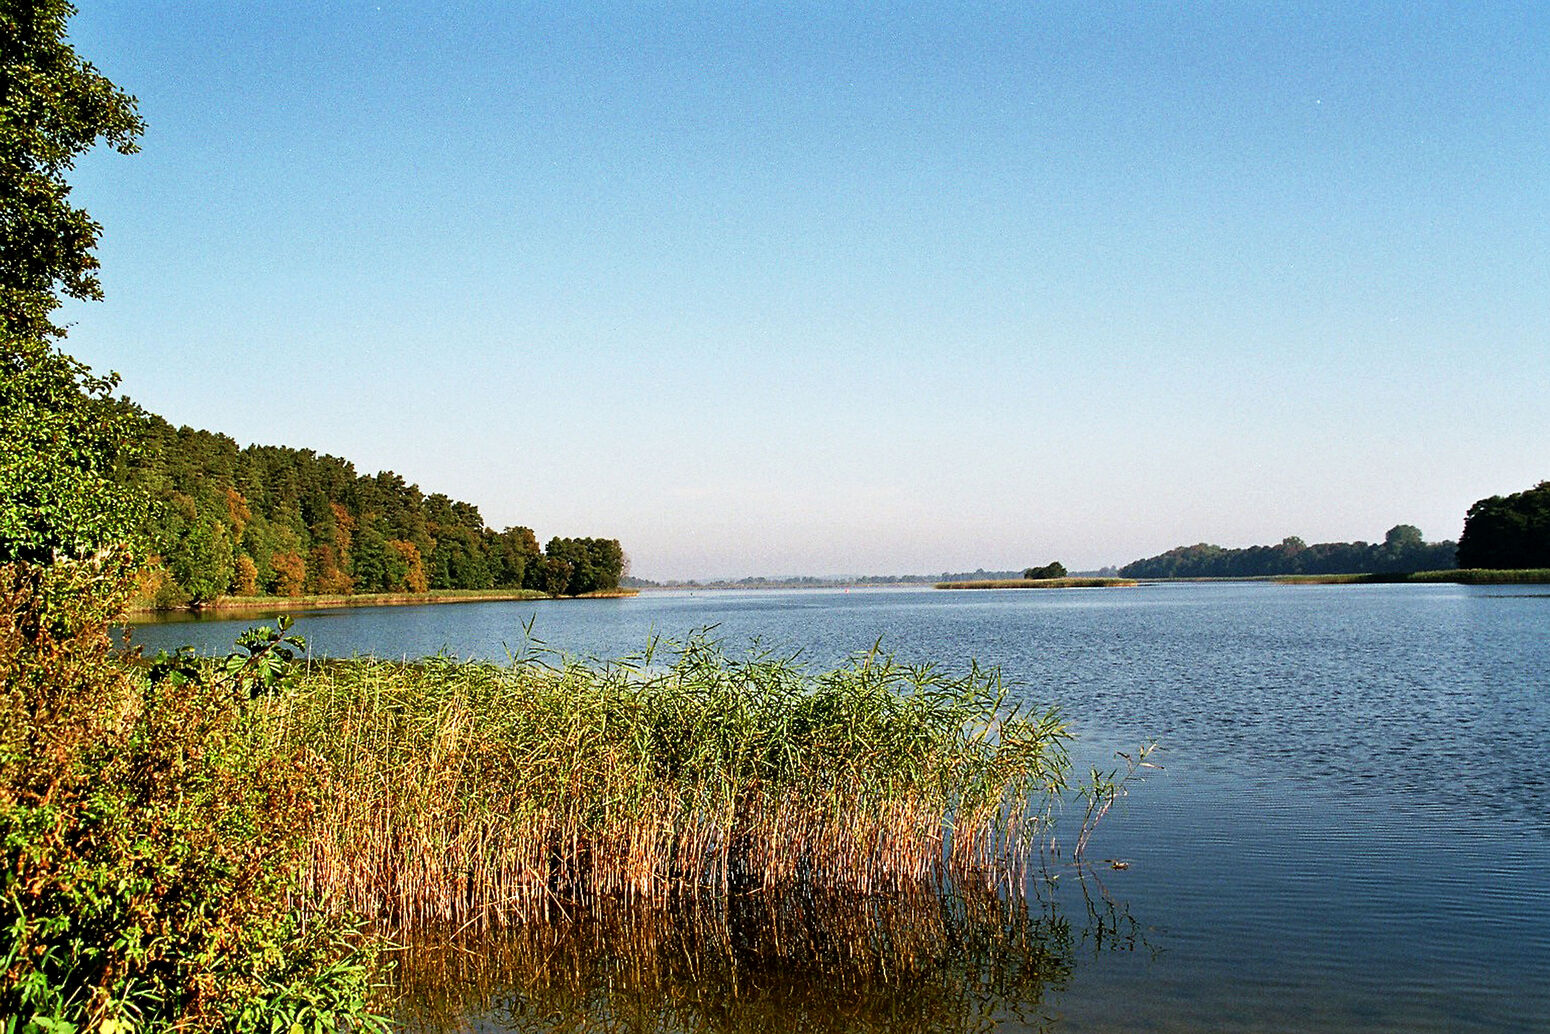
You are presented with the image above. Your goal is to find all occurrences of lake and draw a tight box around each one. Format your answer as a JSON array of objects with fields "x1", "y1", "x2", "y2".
[{"x1": 126, "y1": 582, "x2": 1550, "y2": 1032}]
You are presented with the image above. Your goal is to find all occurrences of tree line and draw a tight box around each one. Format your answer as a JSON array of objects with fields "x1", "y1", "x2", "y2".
[
  {"x1": 1456, "y1": 481, "x2": 1550, "y2": 569},
  {"x1": 1119, "y1": 525, "x2": 1456, "y2": 579},
  {"x1": 125, "y1": 412, "x2": 624, "y2": 606}
]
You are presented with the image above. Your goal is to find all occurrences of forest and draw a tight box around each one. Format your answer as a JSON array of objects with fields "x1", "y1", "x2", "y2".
[
  {"x1": 1119, "y1": 525, "x2": 1457, "y2": 579},
  {"x1": 1456, "y1": 481, "x2": 1550, "y2": 569},
  {"x1": 125, "y1": 411, "x2": 624, "y2": 607}
]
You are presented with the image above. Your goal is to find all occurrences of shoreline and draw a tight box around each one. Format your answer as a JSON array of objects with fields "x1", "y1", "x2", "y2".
[
  {"x1": 1272, "y1": 569, "x2": 1550, "y2": 585},
  {"x1": 935, "y1": 577, "x2": 1139, "y2": 590},
  {"x1": 124, "y1": 587, "x2": 638, "y2": 620}
]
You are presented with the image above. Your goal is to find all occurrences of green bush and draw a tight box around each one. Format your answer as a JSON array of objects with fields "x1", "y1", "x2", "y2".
[{"x1": 0, "y1": 566, "x2": 386, "y2": 1034}]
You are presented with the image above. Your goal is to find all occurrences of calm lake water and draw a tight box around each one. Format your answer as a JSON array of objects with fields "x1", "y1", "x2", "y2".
[{"x1": 127, "y1": 583, "x2": 1550, "y2": 1032}]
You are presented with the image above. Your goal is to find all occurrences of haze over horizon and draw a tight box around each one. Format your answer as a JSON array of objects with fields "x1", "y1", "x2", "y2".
[{"x1": 61, "y1": 3, "x2": 1549, "y2": 581}]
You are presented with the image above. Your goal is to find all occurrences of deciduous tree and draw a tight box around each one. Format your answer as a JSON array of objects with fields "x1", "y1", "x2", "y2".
[
  {"x1": 1457, "y1": 482, "x2": 1550, "y2": 569},
  {"x1": 1, "y1": 0, "x2": 145, "y2": 340}
]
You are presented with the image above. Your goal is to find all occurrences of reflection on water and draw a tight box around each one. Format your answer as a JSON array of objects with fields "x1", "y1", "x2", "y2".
[{"x1": 393, "y1": 876, "x2": 1141, "y2": 1034}]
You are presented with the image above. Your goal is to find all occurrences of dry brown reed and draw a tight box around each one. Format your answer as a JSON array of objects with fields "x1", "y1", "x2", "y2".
[{"x1": 253, "y1": 637, "x2": 1073, "y2": 928}]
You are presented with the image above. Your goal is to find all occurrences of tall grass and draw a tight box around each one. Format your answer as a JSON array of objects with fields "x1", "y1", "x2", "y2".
[{"x1": 259, "y1": 638, "x2": 1073, "y2": 927}]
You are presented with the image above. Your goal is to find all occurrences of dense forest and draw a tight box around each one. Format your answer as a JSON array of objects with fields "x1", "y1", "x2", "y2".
[
  {"x1": 125, "y1": 412, "x2": 624, "y2": 606},
  {"x1": 1456, "y1": 481, "x2": 1550, "y2": 569},
  {"x1": 1119, "y1": 525, "x2": 1456, "y2": 579}
]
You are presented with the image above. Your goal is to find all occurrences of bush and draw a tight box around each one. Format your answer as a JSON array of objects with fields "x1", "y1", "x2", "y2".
[{"x1": 0, "y1": 565, "x2": 386, "y2": 1033}]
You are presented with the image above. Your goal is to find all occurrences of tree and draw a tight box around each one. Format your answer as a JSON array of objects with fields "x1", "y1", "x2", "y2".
[
  {"x1": 533, "y1": 555, "x2": 573, "y2": 598},
  {"x1": 2, "y1": 0, "x2": 145, "y2": 341},
  {"x1": 489, "y1": 525, "x2": 540, "y2": 589},
  {"x1": 1457, "y1": 482, "x2": 1550, "y2": 569},
  {"x1": 0, "y1": 346, "x2": 145, "y2": 565},
  {"x1": 1, "y1": 1, "x2": 146, "y2": 570},
  {"x1": 544, "y1": 536, "x2": 624, "y2": 595},
  {"x1": 1023, "y1": 562, "x2": 1067, "y2": 580}
]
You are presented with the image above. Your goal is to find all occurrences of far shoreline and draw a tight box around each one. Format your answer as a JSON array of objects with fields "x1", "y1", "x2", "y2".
[
  {"x1": 124, "y1": 587, "x2": 638, "y2": 621},
  {"x1": 935, "y1": 577, "x2": 1139, "y2": 590},
  {"x1": 1272, "y1": 569, "x2": 1550, "y2": 585}
]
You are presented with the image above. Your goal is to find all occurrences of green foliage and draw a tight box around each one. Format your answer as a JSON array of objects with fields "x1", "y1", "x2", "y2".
[
  {"x1": 0, "y1": 581, "x2": 386, "y2": 1033},
  {"x1": 541, "y1": 536, "x2": 624, "y2": 595},
  {"x1": 486, "y1": 526, "x2": 539, "y2": 590},
  {"x1": 1120, "y1": 526, "x2": 1458, "y2": 579},
  {"x1": 1456, "y1": 481, "x2": 1550, "y2": 570},
  {"x1": 281, "y1": 636, "x2": 1078, "y2": 922},
  {"x1": 124, "y1": 415, "x2": 623, "y2": 606},
  {"x1": 0, "y1": 0, "x2": 145, "y2": 341},
  {"x1": 528, "y1": 555, "x2": 573, "y2": 598},
  {"x1": 0, "y1": 0, "x2": 147, "y2": 573},
  {"x1": 1022, "y1": 562, "x2": 1067, "y2": 580},
  {"x1": 0, "y1": 343, "x2": 146, "y2": 568},
  {"x1": 2, "y1": 8, "x2": 389, "y2": 1028}
]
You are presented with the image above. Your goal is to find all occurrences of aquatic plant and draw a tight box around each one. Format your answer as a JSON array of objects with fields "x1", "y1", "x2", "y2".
[{"x1": 266, "y1": 636, "x2": 1075, "y2": 927}]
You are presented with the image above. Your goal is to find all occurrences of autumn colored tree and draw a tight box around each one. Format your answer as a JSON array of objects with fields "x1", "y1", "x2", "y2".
[
  {"x1": 269, "y1": 551, "x2": 306, "y2": 597},
  {"x1": 386, "y1": 539, "x2": 428, "y2": 594},
  {"x1": 232, "y1": 553, "x2": 258, "y2": 595}
]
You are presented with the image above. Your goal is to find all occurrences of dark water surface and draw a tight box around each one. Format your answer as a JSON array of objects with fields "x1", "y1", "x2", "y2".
[{"x1": 127, "y1": 583, "x2": 1550, "y2": 1032}]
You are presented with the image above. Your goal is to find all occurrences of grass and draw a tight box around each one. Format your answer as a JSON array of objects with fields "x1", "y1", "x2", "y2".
[
  {"x1": 935, "y1": 578, "x2": 1137, "y2": 590},
  {"x1": 256, "y1": 636, "x2": 1075, "y2": 928},
  {"x1": 1275, "y1": 569, "x2": 1550, "y2": 585}
]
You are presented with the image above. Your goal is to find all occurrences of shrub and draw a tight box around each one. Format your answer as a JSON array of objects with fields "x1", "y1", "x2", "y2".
[{"x1": 0, "y1": 567, "x2": 385, "y2": 1033}]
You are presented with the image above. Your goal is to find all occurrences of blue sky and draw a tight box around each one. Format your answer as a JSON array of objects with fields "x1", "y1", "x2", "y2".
[{"x1": 61, "y1": 2, "x2": 1550, "y2": 578}]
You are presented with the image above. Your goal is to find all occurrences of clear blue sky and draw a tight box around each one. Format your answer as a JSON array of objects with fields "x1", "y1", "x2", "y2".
[{"x1": 61, "y1": 2, "x2": 1550, "y2": 579}]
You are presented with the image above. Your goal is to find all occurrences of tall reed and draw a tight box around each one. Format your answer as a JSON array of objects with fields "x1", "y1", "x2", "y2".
[{"x1": 256, "y1": 637, "x2": 1072, "y2": 927}]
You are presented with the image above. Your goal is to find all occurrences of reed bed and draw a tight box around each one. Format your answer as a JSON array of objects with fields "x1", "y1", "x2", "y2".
[
  {"x1": 1274, "y1": 568, "x2": 1550, "y2": 585},
  {"x1": 255, "y1": 638, "x2": 1072, "y2": 927}
]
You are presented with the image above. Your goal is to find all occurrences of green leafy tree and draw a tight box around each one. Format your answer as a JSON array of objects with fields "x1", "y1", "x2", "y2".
[
  {"x1": 1022, "y1": 562, "x2": 1067, "y2": 580},
  {"x1": 544, "y1": 536, "x2": 624, "y2": 595},
  {"x1": 489, "y1": 525, "x2": 540, "y2": 589},
  {"x1": 1121, "y1": 527, "x2": 1457, "y2": 579},
  {"x1": 2, "y1": 0, "x2": 145, "y2": 341},
  {"x1": 0, "y1": 347, "x2": 145, "y2": 566},
  {"x1": 1457, "y1": 482, "x2": 1550, "y2": 569},
  {"x1": 1, "y1": 0, "x2": 147, "y2": 596},
  {"x1": 533, "y1": 555, "x2": 574, "y2": 597}
]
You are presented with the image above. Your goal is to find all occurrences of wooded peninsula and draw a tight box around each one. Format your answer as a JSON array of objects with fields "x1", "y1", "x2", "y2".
[{"x1": 121, "y1": 412, "x2": 625, "y2": 608}]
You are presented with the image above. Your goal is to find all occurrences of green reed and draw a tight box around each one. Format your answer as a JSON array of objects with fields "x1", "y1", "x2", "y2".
[{"x1": 256, "y1": 637, "x2": 1073, "y2": 927}]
